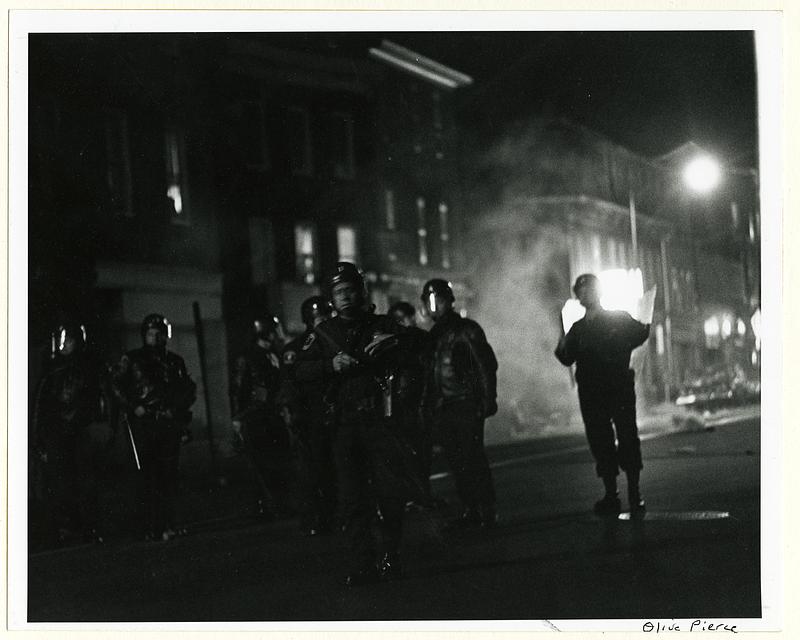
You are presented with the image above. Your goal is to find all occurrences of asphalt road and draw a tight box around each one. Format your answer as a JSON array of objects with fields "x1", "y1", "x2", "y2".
[{"x1": 27, "y1": 416, "x2": 761, "y2": 624}]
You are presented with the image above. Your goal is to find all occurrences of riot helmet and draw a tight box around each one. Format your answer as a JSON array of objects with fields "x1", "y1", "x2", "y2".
[
  {"x1": 328, "y1": 262, "x2": 365, "y2": 291},
  {"x1": 253, "y1": 313, "x2": 283, "y2": 342},
  {"x1": 141, "y1": 313, "x2": 172, "y2": 348},
  {"x1": 328, "y1": 262, "x2": 367, "y2": 317},
  {"x1": 51, "y1": 322, "x2": 87, "y2": 358},
  {"x1": 420, "y1": 278, "x2": 455, "y2": 318},
  {"x1": 301, "y1": 296, "x2": 333, "y2": 329}
]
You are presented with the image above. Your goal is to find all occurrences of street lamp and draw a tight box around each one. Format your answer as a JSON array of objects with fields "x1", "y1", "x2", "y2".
[
  {"x1": 683, "y1": 155, "x2": 722, "y2": 194},
  {"x1": 683, "y1": 153, "x2": 760, "y2": 372}
]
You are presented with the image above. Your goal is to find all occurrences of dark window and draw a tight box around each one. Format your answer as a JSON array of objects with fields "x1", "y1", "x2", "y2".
[
  {"x1": 332, "y1": 112, "x2": 355, "y2": 179},
  {"x1": 104, "y1": 110, "x2": 133, "y2": 217},
  {"x1": 288, "y1": 107, "x2": 313, "y2": 176},
  {"x1": 241, "y1": 95, "x2": 270, "y2": 170}
]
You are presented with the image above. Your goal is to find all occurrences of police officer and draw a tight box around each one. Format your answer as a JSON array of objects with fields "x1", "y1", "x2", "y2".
[
  {"x1": 421, "y1": 279, "x2": 499, "y2": 529},
  {"x1": 294, "y1": 262, "x2": 413, "y2": 586},
  {"x1": 31, "y1": 322, "x2": 107, "y2": 544},
  {"x1": 277, "y1": 296, "x2": 337, "y2": 536},
  {"x1": 387, "y1": 301, "x2": 435, "y2": 510},
  {"x1": 555, "y1": 273, "x2": 650, "y2": 515},
  {"x1": 230, "y1": 313, "x2": 292, "y2": 517},
  {"x1": 112, "y1": 314, "x2": 196, "y2": 541}
]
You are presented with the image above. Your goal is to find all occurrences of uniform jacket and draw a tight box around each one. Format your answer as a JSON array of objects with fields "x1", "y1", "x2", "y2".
[
  {"x1": 425, "y1": 310, "x2": 498, "y2": 415},
  {"x1": 293, "y1": 311, "x2": 414, "y2": 416},
  {"x1": 555, "y1": 309, "x2": 650, "y2": 387},
  {"x1": 32, "y1": 351, "x2": 104, "y2": 449},
  {"x1": 229, "y1": 344, "x2": 282, "y2": 421},
  {"x1": 276, "y1": 330, "x2": 326, "y2": 414},
  {"x1": 113, "y1": 346, "x2": 196, "y2": 425}
]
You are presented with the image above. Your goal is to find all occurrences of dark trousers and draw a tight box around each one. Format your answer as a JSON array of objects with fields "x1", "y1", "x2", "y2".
[
  {"x1": 293, "y1": 405, "x2": 336, "y2": 529},
  {"x1": 333, "y1": 410, "x2": 407, "y2": 570},
  {"x1": 577, "y1": 376, "x2": 643, "y2": 479},
  {"x1": 132, "y1": 419, "x2": 181, "y2": 536},
  {"x1": 393, "y1": 402, "x2": 433, "y2": 503},
  {"x1": 242, "y1": 405, "x2": 293, "y2": 511},
  {"x1": 40, "y1": 423, "x2": 110, "y2": 537},
  {"x1": 437, "y1": 398, "x2": 495, "y2": 512}
]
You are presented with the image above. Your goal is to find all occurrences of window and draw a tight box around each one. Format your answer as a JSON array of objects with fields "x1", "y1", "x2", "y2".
[
  {"x1": 104, "y1": 111, "x2": 133, "y2": 217},
  {"x1": 165, "y1": 129, "x2": 188, "y2": 225},
  {"x1": 241, "y1": 93, "x2": 270, "y2": 169},
  {"x1": 439, "y1": 202, "x2": 451, "y2": 269},
  {"x1": 384, "y1": 189, "x2": 396, "y2": 231},
  {"x1": 432, "y1": 90, "x2": 443, "y2": 130},
  {"x1": 416, "y1": 197, "x2": 428, "y2": 266},
  {"x1": 288, "y1": 107, "x2": 313, "y2": 176},
  {"x1": 332, "y1": 112, "x2": 355, "y2": 179},
  {"x1": 337, "y1": 225, "x2": 358, "y2": 263},
  {"x1": 294, "y1": 223, "x2": 316, "y2": 284}
]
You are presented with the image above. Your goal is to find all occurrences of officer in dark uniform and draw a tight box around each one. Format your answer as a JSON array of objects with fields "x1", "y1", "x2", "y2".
[
  {"x1": 230, "y1": 313, "x2": 292, "y2": 517},
  {"x1": 421, "y1": 279, "x2": 499, "y2": 529},
  {"x1": 112, "y1": 314, "x2": 196, "y2": 541},
  {"x1": 294, "y1": 262, "x2": 416, "y2": 586},
  {"x1": 277, "y1": 296, "x2": 337, "y2": 536},
  {"x1": 387, "y1": 301, "x2": 435, "y2": 510},
  {"x1": 555, "y1": 273, "x2": 650, "y2": 515},
  {"x1": 31, "y1": 322, "x2": 107, "y2": 545}
]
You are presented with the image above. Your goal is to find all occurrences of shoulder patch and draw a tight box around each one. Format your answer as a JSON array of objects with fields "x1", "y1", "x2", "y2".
[
  {"x1": 283, "y1": 350, "x2": 296, "y2": 365},
  {"x1": 302, "y1": 333, "x2": 316, "y2": 350}
]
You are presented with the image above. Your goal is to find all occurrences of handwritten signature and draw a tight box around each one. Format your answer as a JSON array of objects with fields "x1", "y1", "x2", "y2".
[{"x1": 643, "y1": 620, "x2": 738, "y2": 633}]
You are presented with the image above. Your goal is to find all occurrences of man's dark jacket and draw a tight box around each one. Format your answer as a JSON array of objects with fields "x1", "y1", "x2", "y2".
[{"x1": 425, "y1": 310, "x2": 498, "y2": 417}]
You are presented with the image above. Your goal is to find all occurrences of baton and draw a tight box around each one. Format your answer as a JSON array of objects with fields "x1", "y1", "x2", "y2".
[{"x1": 122, "y1": 413, "x2": 141, "y2": 471}]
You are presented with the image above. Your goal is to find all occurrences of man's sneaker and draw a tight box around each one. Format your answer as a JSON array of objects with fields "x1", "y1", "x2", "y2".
[
  {"x1": 593, "y1": 494, "x2": 622, "y2": 516},
  {"x1": 378, "y1": 552, "x2": 402, "y2": 582},
  {"x1": 344, "y1": 565, "x2": 380, "y2": 588},
  {"x1": 629, "y1": 496, "x2": 646, "y2": 516}
]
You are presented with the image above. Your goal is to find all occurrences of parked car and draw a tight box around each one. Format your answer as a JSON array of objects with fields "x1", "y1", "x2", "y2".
[{"x1": 675, "y1": 364, "x2": 760, "y2": 412}]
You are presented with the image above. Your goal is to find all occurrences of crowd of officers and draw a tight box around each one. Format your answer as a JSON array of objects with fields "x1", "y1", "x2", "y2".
[
  {"x1": 29, "y1": 262, "x2": 501, "y2": 586},
  {"x1": 227, "y1": 262, "x2": 500, "y2": 586},
  {"x1": 30, "y1": 261, "x2": 648, "y2": 587}
]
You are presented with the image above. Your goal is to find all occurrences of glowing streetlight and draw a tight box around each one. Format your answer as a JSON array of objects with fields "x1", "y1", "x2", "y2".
[{"x1": 683, "y1": 156, "x2": 721, "y2": 194}]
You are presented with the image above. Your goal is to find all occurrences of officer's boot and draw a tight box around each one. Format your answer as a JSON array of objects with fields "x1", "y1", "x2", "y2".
[
  {"x1": 626, "y1": 470, "x2": 646, "y2": 515},
  {"x1": 594, "y1": 476, "x2": 621, "y2": 516}
]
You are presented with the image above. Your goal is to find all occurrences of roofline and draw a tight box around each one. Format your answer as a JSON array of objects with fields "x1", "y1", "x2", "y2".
[{"x1": 369, "y1": 39, "x2": 473, "y2": 91}]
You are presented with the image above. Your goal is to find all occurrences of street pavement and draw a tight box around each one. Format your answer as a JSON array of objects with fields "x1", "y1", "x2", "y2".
[{"x1": 26, "y1": 408, "x2": 761, "y2": 624}]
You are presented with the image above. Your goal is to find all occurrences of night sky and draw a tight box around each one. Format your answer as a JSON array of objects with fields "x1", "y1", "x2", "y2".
[{"x1": 269, "y1": 30, "x2": 757, "y2": 165}]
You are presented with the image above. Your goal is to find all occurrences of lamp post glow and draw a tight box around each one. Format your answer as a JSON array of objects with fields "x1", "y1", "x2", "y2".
[{"x1": 684, "y1": 156, "x2": 721, "y2": 194}]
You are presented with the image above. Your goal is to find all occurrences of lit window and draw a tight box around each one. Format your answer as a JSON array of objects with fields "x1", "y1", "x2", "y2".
[
  {"x1": 417, "y1": 197, "x2": 428, "y2": 266},
  {"x1": 288, "y1": 107, "x2": 313, "y2": 176},
  {"x1": 337, "y1": 225, "x2": 358, "y2": 263},
  {"x1": 165, "y1": 129, "x2": 188, "y2": 225},
  {"x1": 439, "y1": 202, "x2": 451, "y2": 269},
  {"x1": 294, "y1": 223, "x2": 316, "y2": 284}
]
